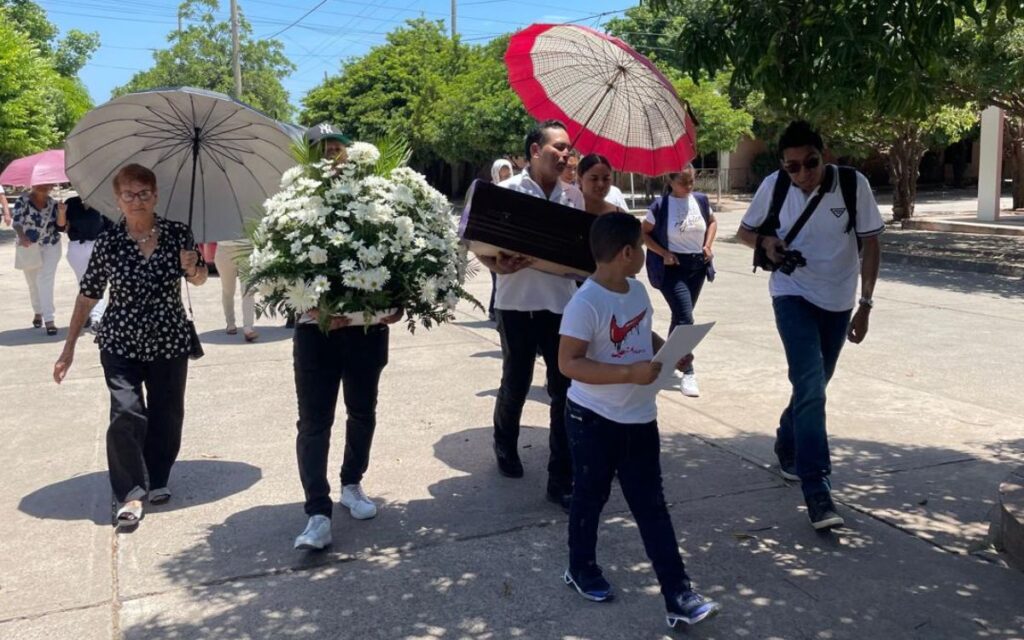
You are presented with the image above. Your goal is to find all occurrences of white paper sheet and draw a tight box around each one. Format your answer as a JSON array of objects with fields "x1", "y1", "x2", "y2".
[{"x1": 626, "y1": 322, "x2": 715, "y2": 405}]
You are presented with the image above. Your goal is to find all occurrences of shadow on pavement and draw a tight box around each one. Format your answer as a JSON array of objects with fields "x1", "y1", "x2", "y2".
[
  {"x1": 18, "y1": 459, "x2": 262, "y2": 526},
  {"x1": 197, "y1": 326, "x2": 293, "y2": 345},
  {"x1": 117, "y1": 429, "x2": 1024, "y2": 639},
  {"x1": 0, "y1": 326, "x2": 67, "y2": 346}
]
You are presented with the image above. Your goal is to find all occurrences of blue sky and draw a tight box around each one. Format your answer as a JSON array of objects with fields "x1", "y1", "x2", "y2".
[{"x1": 42, "y1": 0, "x2": 631, "y2": 118}]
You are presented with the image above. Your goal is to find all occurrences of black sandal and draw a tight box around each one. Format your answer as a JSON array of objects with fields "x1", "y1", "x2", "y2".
[
  {"x1": 45, "y1": 322, "x2": 58, "y2": 336},
  {"x1": 32, "y1": 315, "x2": 42, "y2": 328}
]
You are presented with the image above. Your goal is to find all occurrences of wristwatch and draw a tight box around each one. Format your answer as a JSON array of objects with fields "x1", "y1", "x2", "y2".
[{"x1": 858, "y1": 297, "x2": 874, "y2": 308}]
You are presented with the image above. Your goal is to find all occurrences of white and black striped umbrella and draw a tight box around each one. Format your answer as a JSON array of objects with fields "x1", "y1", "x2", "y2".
[{"x1": 65, "y1": 87, "x2": 297, "y2": 243}]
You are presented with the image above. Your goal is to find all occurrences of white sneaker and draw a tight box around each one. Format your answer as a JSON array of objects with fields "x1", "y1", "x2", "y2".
[
  {"x1": 340, "y1": 484, "x2": 378, "y2": 520},
  {"x1": 680, "y1": 373, "x2": 700, "y2": 398},
  {"x1": 294, "y1": 515, "x2": 332, "y2": 550}
]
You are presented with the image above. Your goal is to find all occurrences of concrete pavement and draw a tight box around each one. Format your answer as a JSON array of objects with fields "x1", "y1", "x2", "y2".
[{"x1": 1, "y1": 228, "x2": 1023, "y2": 639}]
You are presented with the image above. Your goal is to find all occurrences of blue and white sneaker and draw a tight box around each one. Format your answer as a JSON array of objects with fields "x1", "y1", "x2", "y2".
[
  {"x1": 563, "y1": 568, "x2": 614, "y2": 602},
  {"x1": 665, "y1": 590, "x2": 721, "y2": 628}
]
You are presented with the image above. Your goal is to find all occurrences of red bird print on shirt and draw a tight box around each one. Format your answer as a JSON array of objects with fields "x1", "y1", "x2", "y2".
[{"x1": 610, "y1": 309, "x2": 647, "y2": 351}]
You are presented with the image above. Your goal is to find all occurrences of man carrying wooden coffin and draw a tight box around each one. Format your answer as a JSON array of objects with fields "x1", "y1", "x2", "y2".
[{"x1": 477, "y1": 119, "x2": 582, "y2": 512}]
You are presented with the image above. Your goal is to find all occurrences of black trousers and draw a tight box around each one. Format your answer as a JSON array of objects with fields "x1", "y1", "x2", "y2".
[
  {"x1": 294, "y1": 324, "x2": 389, "y2": 518},
  {"x1": 565, "y1": 400, "x2": 691, "y2": 596},
  {"x1": 493, "y1": 309, "x2": 572, "y2": 492},
  {"x1": 100, "y1": 351, "x2": 189, "y2": 503}
]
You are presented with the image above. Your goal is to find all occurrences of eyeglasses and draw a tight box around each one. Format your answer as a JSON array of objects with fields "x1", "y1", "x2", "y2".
[
  {"x1": 118, "y1": 190, "x2": 154, "y2": 203},
  {"x1": 783, "y1": 156, "x2": 822, "y2": 175}
]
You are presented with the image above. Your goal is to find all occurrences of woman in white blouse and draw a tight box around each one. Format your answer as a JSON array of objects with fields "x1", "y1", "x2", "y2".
[{"x1": 641, "y1": 166, "x2": 718, "y2": 398}]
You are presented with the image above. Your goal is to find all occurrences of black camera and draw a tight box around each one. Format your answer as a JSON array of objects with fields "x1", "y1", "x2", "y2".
[{"x1": 777, "y1": 249, "x2": 807, "y2": 275}]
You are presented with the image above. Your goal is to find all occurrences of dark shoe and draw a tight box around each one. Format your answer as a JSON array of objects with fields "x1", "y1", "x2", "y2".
[
  {"x1": 665, "y1": 590, "x2": 721, "y2": 628},
  {"x1": 45, "y1": 322, "x2": 58, "y2": 336},
  {"x1": 32, "y1": 315, "x2": 42, "y2": 328},
  {"x1": 563, "y1": 567, "x2": 614, "y2": 602},
  {"x1": 806, "y1": 492, "x2": 845, "y2": 530},
  {"x1": 774, "y1": 437, "x2": 799, "y2": 481},
  {"x1": 546, "y1": 485, "x2": 572, "y2": 513},
  {"x1": 493, "y1": 442, "x2": 523, "y2": 478}
]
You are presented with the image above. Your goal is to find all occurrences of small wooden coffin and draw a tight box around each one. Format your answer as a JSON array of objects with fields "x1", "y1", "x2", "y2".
[{"x1": 459, "y1": 180, "x2": 596, "y2": 278}]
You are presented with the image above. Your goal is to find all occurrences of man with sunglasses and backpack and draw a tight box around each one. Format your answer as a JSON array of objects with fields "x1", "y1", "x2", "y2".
[{"x1": 737, "y1": 121, "x2": 883, "y2": 531}]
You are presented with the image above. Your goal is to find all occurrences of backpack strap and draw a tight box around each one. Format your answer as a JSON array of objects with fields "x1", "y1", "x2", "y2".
[
  {"x1": 837, "y1": 166, "x2": 858, "y2": 235},
  {"x1": 757, "y1": 170, "x2": 792, "y2": 236}
]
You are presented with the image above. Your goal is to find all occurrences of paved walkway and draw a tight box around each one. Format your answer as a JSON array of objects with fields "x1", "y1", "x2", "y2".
[{"x1": 1, "y1": 231, "x2": 1022, "y2": 639}]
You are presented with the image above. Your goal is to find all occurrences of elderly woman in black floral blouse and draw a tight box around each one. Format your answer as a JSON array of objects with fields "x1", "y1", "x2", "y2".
[{"x1": 53, "y1": 164, "x2": 208, "y2": 529}]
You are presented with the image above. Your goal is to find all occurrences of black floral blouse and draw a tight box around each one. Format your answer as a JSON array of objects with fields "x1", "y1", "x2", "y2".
[{"x1": 80, "y1": 218, "x2": 205, "y2": 361}]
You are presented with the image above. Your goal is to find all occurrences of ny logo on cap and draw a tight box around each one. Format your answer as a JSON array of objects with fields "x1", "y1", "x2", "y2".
[{"x1": 319, "y1": 124, "x2": 335, "y2": 134}]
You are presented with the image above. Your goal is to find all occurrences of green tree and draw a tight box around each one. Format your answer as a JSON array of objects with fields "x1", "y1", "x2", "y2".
[
  {"x1": 952, "y1": 12, "x2": 1024, "y2": 207},
  {"x1": 0, "y1": 8, "x2": 60, "y2": 164},
  {"x1": 0, "y1": 0, "x2": 97, "y2": 140},
  {"x1": 431, "y1": 37, "x2": 532, "y2": 169},
  {"x1": 302, "y1": 19, "x2": 461, "y2": 162},
  {"x1": 605, "y1": 7, "x2": 753, "y2": 156},
  {"x1": 649, "y1": 0, "x2": 998, "y2": 219},
  {"x1": 114, "y1": 0, "x2": 295, "y2": 120}
]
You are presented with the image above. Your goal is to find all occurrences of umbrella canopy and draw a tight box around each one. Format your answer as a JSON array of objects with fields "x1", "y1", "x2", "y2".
[
  {"x1": 65, "y1": 87, "x2": 297, "y2": 243},
  {"x1": 506, "y1": 24, "x2": 698, "y2": 177},
  {"x1": 0, "y1": 150, "x2": 69, "y2": 187}
]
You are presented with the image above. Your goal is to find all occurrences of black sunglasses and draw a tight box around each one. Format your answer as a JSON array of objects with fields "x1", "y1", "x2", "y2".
[{"x1": 783, "y1": 156, "x2": 822, "y2": 174}]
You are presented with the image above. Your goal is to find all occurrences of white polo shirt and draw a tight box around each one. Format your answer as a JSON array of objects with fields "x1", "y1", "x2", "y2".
[
  {"x1": 494, "y1": 170, "x2": 584, "y2": 314},
  {"x1": 740, "y1": 167, "x2": 884, "y2": 312}
]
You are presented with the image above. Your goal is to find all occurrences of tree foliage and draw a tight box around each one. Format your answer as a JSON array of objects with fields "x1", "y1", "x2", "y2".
[
  {"x1": 302, "y1": 20, "x2": 531, "y2": 174},
  {"x1": 0, "y1": 0, "x2": 97, "y2": 153},
  {"x1": 0, "y1": 5, "x2": 83, "y2": 164},
  {"x1": 113, "y1": 0, "x2": 295, "y2": 120},
  {"x1": 605, "y1": 6, "x2": 753, "y2": 155},
  {"x1": 643, "y1": 0, "x2": 1018, "y2": 218}
]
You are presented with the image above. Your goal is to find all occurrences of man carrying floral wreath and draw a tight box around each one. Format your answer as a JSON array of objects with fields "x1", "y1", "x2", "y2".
[
  {"x1": 246, "y1": 122, "x2": 477, "y2": 550},
  {"x1": 291, "y1": 124, "x2": 403, "y2": 550},
  {"x1": 480, "y1": 119, "x2": 582, "y2": 511}
]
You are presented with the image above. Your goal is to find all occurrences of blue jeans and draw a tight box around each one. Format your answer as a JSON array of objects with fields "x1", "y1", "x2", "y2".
[
  {"x1": 565, "y1": 400, "x2": 691, "y2": 596},
  {"x1": 658, "y1": 254, "x2": 706, "y2": 374},
  {"x1": 772, "y1": 296, "x2": 851, "y2": 499}
]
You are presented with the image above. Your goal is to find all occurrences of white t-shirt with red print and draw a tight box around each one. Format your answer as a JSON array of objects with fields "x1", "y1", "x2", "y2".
[{"x1": 559, "y1": 277, "x2": 657, "y2": 424}]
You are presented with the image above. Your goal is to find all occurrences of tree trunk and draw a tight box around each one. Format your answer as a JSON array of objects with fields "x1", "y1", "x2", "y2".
[
  {"x1": 887, "y1": 132, "x2": 925, "y2": 222},
  {"x1": 1006, "y1": 118, "x2": 1024, "y2": 211}
]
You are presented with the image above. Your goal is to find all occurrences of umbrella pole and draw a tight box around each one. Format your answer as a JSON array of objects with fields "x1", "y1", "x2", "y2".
[
  {"x1": 569, "y1": 69, "x2": 624, "y2": 150},
  {"x1": 186, "y1": 126, "x2": 201, "y2": 247}
]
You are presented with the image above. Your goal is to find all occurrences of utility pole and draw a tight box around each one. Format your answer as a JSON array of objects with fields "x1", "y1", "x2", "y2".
[
  {"x1": 450, "y1": 0, "x2": 456, "y2": 39},
  {"x1": 231, "y1": 0, "x2": 242, "y2": 99}
]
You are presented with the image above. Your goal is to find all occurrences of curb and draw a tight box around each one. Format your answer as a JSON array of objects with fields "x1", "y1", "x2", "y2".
[
  {"x1": 902, "y1": 219, "x2": 1024, "y2": 237},
  {"x1": 992, "y1": 466, "x2": 1024, "y2": 570}
]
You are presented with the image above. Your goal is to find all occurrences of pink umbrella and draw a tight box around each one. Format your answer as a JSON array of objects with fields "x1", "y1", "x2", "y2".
[
  {"x1": 0, "y1": 149, "x2": 69, "y2": 187},
  {"x1": 506, "y1": 24, "x2": 698, "y2": 176}
]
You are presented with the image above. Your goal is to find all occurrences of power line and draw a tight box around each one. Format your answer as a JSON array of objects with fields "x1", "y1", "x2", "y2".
[{"x1": 261, "y1": 0, "x2": 329, "y2": 39}]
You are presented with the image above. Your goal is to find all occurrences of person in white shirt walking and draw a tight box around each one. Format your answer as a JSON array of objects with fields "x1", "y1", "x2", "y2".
[
  {"x1": 479, "y1": 119, "x2": 582, "y2": 511},
  {"x1": 214, "y1": 240, "x2": 258, "y2": 342},
  {"x1": 737, "y1": 121, "x2": 883, "y2": 531},
  {"x1": 642, "y1": 166, "x2": 717, "y2": 397}
]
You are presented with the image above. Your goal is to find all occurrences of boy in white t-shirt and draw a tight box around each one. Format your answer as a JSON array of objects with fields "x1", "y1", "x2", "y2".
[{"x1": 558, "y1": 213, "x2": 721, "y2": 629}]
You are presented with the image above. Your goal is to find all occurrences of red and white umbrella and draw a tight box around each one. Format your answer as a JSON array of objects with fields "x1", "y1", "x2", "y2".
[
  {"x1": 0, "y1": 149, "x2": 68, "y2": 187},
  {"x1": 506, "y1": 24, "x2": 698, "y2": 176}
]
